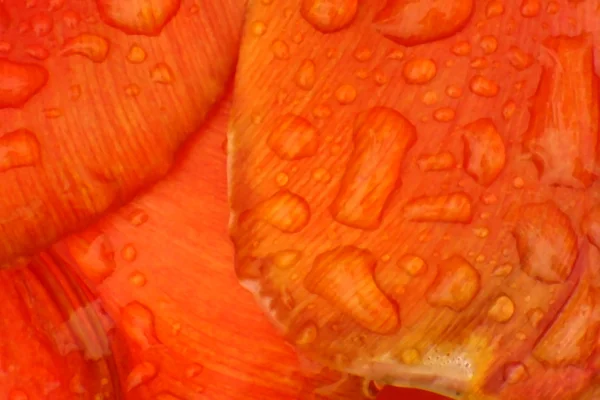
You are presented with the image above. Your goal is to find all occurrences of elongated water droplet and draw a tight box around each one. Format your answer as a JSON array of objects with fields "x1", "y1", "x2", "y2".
[
  {"x1": 96, "y1": 0, "x2": 181, "y2": 36},
  {"x1": 62, "y1": 33, "x2": 110, "y2": 62},
  {"x1": 402, "y1": 58, "x2": 437, "y2": 84},
  {"x1": 295, "y1": 59, "x2": 316, "y2": 90},
  {"x1": 469, "y1": 75, "x2": 499, "y2": 97}
]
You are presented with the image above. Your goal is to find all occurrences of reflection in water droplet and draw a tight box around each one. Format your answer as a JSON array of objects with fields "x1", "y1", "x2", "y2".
[
  {"x1": 61, "y1": 33, "x2": 110, "y2": 63},
  {"x1": 300, "y1": 0, "x2": 358, "y2": 33},
  {"x1": 151, "y1": 63, "x2": 175, "y2": 84},
  {"x1": 96, "y1": 0, "x2": 182, "y2": 36}
]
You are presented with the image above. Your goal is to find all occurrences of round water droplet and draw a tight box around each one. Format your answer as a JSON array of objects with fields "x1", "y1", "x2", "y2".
[
  {"x1": 334, "y1": 83, "x2": 357, "y2": 104},
  {"x1": 96, "y1": 0, "x2": 181, "y2": 36},
  {"x1": 151, "y1": 63, "x2": 175, "y2": 84},
  {"x1": 251, "y1": 20, "x2": 267, "y2": 36},
  {"x1": 271, "y1": 40, "x2": 290, "y2": 59},
  {"x1": 452, "y1": 41, "x2": 472, "y2": 56},
  {"x1": 469, "y1": 75, "x2": 499, "y2": 97},
  {"x1": 129, "y1": 271, "x2": 147, "y2": 287},
  {"x1": 421, "y1": 90, "x2": 439, "y2": 105},
  {"x1": 267, "y1": 114, "x2": 318, "y2": 160},
  {"x1": 62, "y1": 33, "x2": 110, "y2": 63},
  {"x1": 300, "y1": 0, "x2": 358, "y2": 33},
  {"x1": 121, "y1": 244, "x2": 137, "y2": 262},
  {"x1": 402, "y1": 58, "x2": 437, "y2": 84},
  {"x1": 275, "y1": 171, "x2": 289, "y2": 186},
  {"x1": 125, "y1": 83, "x2": 141, "y2": 97},
  {"x1": 127, "y1": 44, "x2": 147, "y2": 63},
  {"x1": 295, "y1": 322, "x2": 318, "y2": 345},
  {"x1": 480, "y1": 35, "x2": 498, "y2": 54},
  {"x1": 312, "y1": 167, "x2": 331, "y2": 182},
  {"x1": 486, "y1": 0, "x2": 505, "y2": 18},
  {"x1": 488, "y1": 295, "x2": 515, "y2": 322},
  {"x1": 401, "y1": 348, "x2": 421, "y2": 365},
  {"x1": 433, "y1": 107, "x2": 455, "y2": 122},
  {"x1": 295, "y1": 59, "x2": 316, "y2": 90},
  {"x1": 445, "y1": 85, "x2": 462, "y2": 98},
  {"x1": 521, "y1": 0, "x2": 541, "y2": 17},
  {"x1": 126, "y1": 362, "x2": 157, "y2": 391}
]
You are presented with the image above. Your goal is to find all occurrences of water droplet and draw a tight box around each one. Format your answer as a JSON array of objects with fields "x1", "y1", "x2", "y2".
[
  {"x1": 470, "y1": 57, "x2": 488, "y2": 69},
  {"x1": 292, "y1": 32, "x2": 304, "y2": 43},
  {"x1": 481, "y1": 193, "x2": 498, "y2": 205},
  {"x1": 452, "y1": 40, "x2": 472, "y2": 56},
  {"x1": 374, "y1": 0, "x2": 474, "y2": 46},
  {"x1": 445, "y1": 85, "x2": 462, "y2": 98},
  {"x1": 507, "y1": 46, "x2": 533, "y2": 70},
  {"x1": 125, "y1": 83, "x2": 141, "y2": 97},
  {"x1": 479, "y1": 35, "x2": 498, "y2": 54},
  {"x1": 521, "y1": 0, "x2": 541, "y2": 17},
  {"x1": 251, "y1": 20, "x2": 267, "y2": 36},
  {"x1": 128, "y1": 208, "x2": 148, "y2": 226},
  {"x1": 127, "y1": 44, "x2": 146, "y2": 63},
  {"x1": 305, "y1": 246, "x2": 399, "y2": 334},
  {"x1": 65, "y1": 229, "x2": 116, "y2": 283},
  {"x1": 401, "y1": 349, "x2": 421, "y2": 365},
  {"x1": 402, "y1": 58, "x2": 437, "y2": 84},
  {"x1": 129, "y1": 271, "x2": 147, "y2": 287},
  {"x1": 469, "y1": 75, "x2": 499, "y2": 97},
  {"x1": 473, "y1": 227, "x2": 490, "y2": 238},
  {"x1": 334, "y1": 83, "x2": 357, "y2": 104},
  {"x1": 427, "y1": 255, "x2": 480, "y2": 311},
  {"x1": 31, "y1": 13, "x2": 53, "y2": 36},
  {"x1": 25, "y1": 45, "x2": 50, "y2": 60},
  {"x1": 373, "y1": 69, "x2": 388, "y2": 86},
  {"x1": 0, "y1": 129, "x2": 41, "y2": 173},
  {"x1": 462, "y1": 118, "x2": 506, "y2": 186},
  {"x1": 122, "y1": 302, "x2": 160, "y2": 350},
  {"x1": 295, "y1": 59, "x2": 316, "y2": 90},
  {"x1": 0, "y1": 60, "x2": 49, "y2": 108},
  {"x1": 504, "y1": 363, "x2": 528, "y2": 384},
  {"x1": 528, "y1": 308, "x2": 544, "y2": 327},
  {"x1": 486, "y1": 0, "x2": 505, "y2": 18},
  {"x1": 493, "y1": 263, "x2": 512, "y2": 277},
  {"x1": 185, "y1": 364, "x2": 204, "y2": 379},
  {"x1": 398, "y1": 255, "x2": 426, "y2": 276},
  {"x1": 512, "y1": 176, "x2": 525, "y2": 189},
  {"x1": 546, "y1": 1, "x2": 559, "y2": 14},
  {"x1": 313, "y1": 105, "x2": 332, "y2": 118},
  {"x1": 121, "y1": 244, "x2": 137, "y2": 262},
  {"x1": 433, "y1": 107, "x2": 455, "y2": 122},
  {"x1": 300, "y1": 0, "x2": 358, "y2": 33},
  {"x1": 151, "y1": 63, "x2": 174, "y2": 84},
  {"x1": 312, "y1": 167, "x2": 331, "y2": 182},
  {"x1": 126, "y1": 362, "x2": 157, "y2": 391},
  {"x1": 331, "y1": 107, "x2": 416, "y2": 229},
  {"x1": 61, "y1": 33, "x2": 110, "y2": 63},
  {"x1": 421, "y1": 90, "x2": 439, "y2": 105},
  {"x1": 524, "y1": 35, "x2": 595, "y2": 189},
  {"x1": 502, "y1": 100, "x2": 516, "y2": 120},
  {"x1": 513, "y1": 202, "x2": 577, "y2": 283},
  {"x1": 96, "y1": 0, "x2": 181, "y2": 35},
  {"x1": 271, "y1": 40, "x2": 290, "y2": 59},
  {"x1": 488, "y1": 295, "x2": 515, "y2": 322},
  {"x1": 403, "y1": 192, "x2": 472, "y2": 223},
  {"x1": 267, "y1": 114, "x2": 318, "y2": 160},
  {"x1": 417, "y1": 152, "x2": 456, "y2": 171},
  {"x1": 387, "y1": 49, "x2": 404, "y2": 60},
  {"x1": 274, "y1": 171, "x2": 289, "y2": 186},
  {"x1": 271, "y1": 250, "x2": 302, "y2": 268},
  {"x1": 44, "y1": 108, "x2": 62, "y2": 118},
  {"x1": 294, "y1": 322, "x2": 318, "y2": 345},
  {"x1": 353, "y1": 47, "x2": 373, "y2": 62},
  {"x1": 248, "y1": 190, "x2": 311, "y2": 233}
]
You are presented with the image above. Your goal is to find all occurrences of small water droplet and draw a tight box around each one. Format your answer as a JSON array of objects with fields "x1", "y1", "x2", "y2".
[
  {"x1": 295, "y1": 59, "x2": 316, "y2": 90},
  {"x1": 128, "y1": 208, "x2": 148, "y2": 226},
  {"x1": 250, "y1": 20, "x2": 267, "y2": 36},
  {"x1": 486, "y1": 0, "x2": 505, "y2": 18},
  {"x1": 402, "y1": 58, "x2": 437, "y2": 84},
  {"x1": 129, "y1": 271, "x2": 147, "y2": 287},
  {"x1": 121, "y1": 244, "x2": 137, "y2": 262},
  {"x1": 125, "y1": 83, "x2": 141, "y2": 97},
  {"x1": 398, "y1": 255, "x2": 426, "y2": 276},
  {"x1": 445, "y1": 85, "x2": 462, "y2": 98},
  {"x1": 417, "y1": 152, "x2": 455, "y2": 171},
  {"x1": 353, "y1": 46, "x2": 373, "y2": 62},
  {"x1": 452, "y1": 41, "x2": 472, "y2": 56},
  {"x1": 271, "y1": 40, "x2": 290, "y2": 59},
  {"x1": 31, "y1": 13, "x2": 53, "y2": 36},
  {"x1": 373, "y1": 69, "x2": 388, "y2": 85},
  {"x1": 44, "y1": 108, "x2": 62, "y2": 118},
  {"x1": 493, "y1": 263, "x2": 512, "y2": 277},
  {"x1": 275, "y1": 171, "x2": 289, "y2": 186},
  {"x1": 421, "y1": 90, "x2": 439, "y2": 105},
  {"x1": 312, "y1": 167, "x2": 331, "y2": 182},
  {"x1": 61, "y1": 33, "x2": 110, "y2": 63},
  {"x1": 292, "y1": 32, "x2": 304, "y2": 43},
  {"x1": 427, "y1": 255, "x2": 480, "y2": 311},
  {"x1": 404, "y1": 193, "x2": 472, "y2": 223},
  {"x1": 300, "y1": 0, "x2": 358, "y2": 33},
  {"x1": 401, "y1": 348, "x2": 421, "y2": 365},
  {"x1": 504, "y1": 363, "x2": 528, "y2": 384},
  {"x1": 479, "y1": 35, "x2": 498, "y2": 54},
  {"x1": 387, "y1": 49, "x2": 404, "y2": 60},
  {"x1": 469, "y1": 75, "x2": 499, "y2": 97},
  {"x1": 502, "y1": 100, "x2": 516, "y2": 120},
  {"x1": 488, "y1": 295, "x2": 515, "y2": 322},
  {"x1": 513, "y1": 176, "x2": 525, "y2": 188},
  {"x1": 546, "y1": 1, "x2": 559, "y2": 14},
  {"x1": 267, "y1": 114, "x2": 318, "y2": 160},
  {"x1": 122, "y1": 302, "x2": 160, "y2": 350},
  {"x1": 96, "y1": 0, "x2": 181, "y2": 35},
  {"x1": 127, "y1": 44, "x2": 146, "y2": 63},
  {"x1": 126, "y1": 362, "x2": 157, "y2": 391},
  {"x1": 295, "y1": 322, "x2": 318, "y2": 345},
  {"x1": 151, "y1": 63, "x2": 174, "y2": 84},
  {"x1": 271, "y1": 250, "x2": 302, "y2": 268},
  {"x1": 334, "y1": 83, "x2": 357, "y2": 104},
  {"x1": 473, "y1": 227, "x2": 490, "y2": 238},
  {"x1": 313, "y1": 105, "x2": 332, "y2": 118},
  {"x1": 433, "y1": 107, "x2": 455, "y2": 122},
  {"x1": 248, "y1": 190, "x2": 311, "y2": 233},
  {"x1": 185, "y1": 364, "x2": 204, "y2": 379},
  {"x1": 0, "y1": 60, "x2": 49, "y2": 108},
  {"x1": 521, "y1": 0, "x2": 541, "y2": 17}
]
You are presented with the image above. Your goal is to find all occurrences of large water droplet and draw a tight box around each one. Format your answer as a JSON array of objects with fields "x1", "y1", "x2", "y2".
[
  {"x1": 0, "y1": 60, "x2": 49, "y2": 108},
  {"x1": 267, "y1": 114, "x2": 318, "y2": 160},
  {"x1": 331, "y1": 107, "x2": 416, "y2": 229},
  {"x1": 61, "y1": 33, "x2": 110, "y2": 63},
  {"x1": 462, "y1": 118, "x2": 506, "y2": 186},
  {"x1": 487, "y1": 295, "x2": 515, "y2": 322},
  {"x1": 300, "y1": 0, "x2": 358, "y2": 33},
  {"x1": 402, "y1": 58, "x2": 437, "y2": 84},
  {"x1": 122, "y1": 302, "x2": 160, "y2": 350},
  {"x1": 0, "y1": 129, "x2": 41, "y2": 173},
  {"x1": 96, "y1": 0, "x2": 182, "y2": 36},
  {"x1": 374, "y1": 0, "x2": 474, "y2": 46},
  {"x1": 417, "y1": 152, "x2": 456, "y2": 171},
  {"x1": 403, "y1": 192, "x2": 473, "y2": 223}
]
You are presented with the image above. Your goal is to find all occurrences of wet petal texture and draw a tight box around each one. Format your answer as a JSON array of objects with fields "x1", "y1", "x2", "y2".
[
  {"x1": 229, "y1": 1, "x2": 600, "y2": 399},
  {"x1": 0, "y1": 0, "x2": 243, "y2": 265}
]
